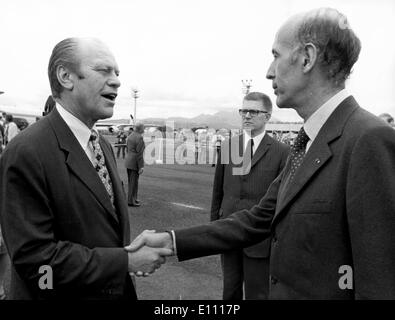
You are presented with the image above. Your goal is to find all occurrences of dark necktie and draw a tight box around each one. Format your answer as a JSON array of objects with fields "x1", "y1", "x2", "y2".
[
  {"x1": 289, "y1": 127, "x2": 309, "y2": 180},
  {"x1": 89, "y1": 131, "x2": 114, "y2": 204},
  {"x1": 242, "y1": 138, "x2": 254, "y2": 174}
]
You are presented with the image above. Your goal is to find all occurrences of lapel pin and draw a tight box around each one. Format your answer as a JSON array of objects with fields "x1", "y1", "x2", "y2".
[{"x1": 315, "y1": 158, "x2": 321, "y2": 164}]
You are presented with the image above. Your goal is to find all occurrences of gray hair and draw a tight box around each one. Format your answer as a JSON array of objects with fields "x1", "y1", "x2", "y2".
[{"x1": 295, "y1": 8, "x2": 361, "y2": 85}]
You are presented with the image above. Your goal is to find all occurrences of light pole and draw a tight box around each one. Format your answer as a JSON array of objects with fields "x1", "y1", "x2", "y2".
[
  {"x1": 131, "y1": 87, "x2": 139, "y2": 123},
  {"x1": 241, "y1": 79, "x2": 252, "y2": 95}
]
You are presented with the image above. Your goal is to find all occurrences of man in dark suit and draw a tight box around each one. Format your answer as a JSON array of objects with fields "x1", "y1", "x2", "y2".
[
  {"x1": 125, "y1": 122, "x2": 145, "y2": 207},
  {"x1": 0, "y1": 37, "x2": 170, "y2": 300},
  {"x1": 211, "y1": 92, "x2": 289, "y2": 300},
  {"x1": 128, "y1": 8, "x2": 395, "y2": 299}
]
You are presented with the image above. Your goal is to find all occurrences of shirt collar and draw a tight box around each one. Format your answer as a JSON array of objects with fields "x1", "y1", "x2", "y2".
[
  {"x1": 56, "y1": 102, "x2": 95, "y2": 150},
  {"x1": 304, "y1": 89, "x2": 350, "y2": 142},
  {"x1": 243, "y1": 129, "x2": 266, "y2": 150}
]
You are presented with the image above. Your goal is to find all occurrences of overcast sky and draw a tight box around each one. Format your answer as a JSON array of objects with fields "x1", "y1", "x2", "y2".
[{"x1": 0, "y1": 0, "x2": 394, "y2": 122}]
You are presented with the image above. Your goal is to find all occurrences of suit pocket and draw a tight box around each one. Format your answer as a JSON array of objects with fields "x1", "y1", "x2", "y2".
[{"x1": 293, "y1": 200, "x2": 332, "y2": 214}]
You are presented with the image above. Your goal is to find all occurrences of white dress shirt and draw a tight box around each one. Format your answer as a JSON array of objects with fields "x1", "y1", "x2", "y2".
[
  {"x1": 304, "y1": 89, "x2": 350, "y2": 152},
  {"x1": 56, "y1": 103, "x2": 97, "y2": 164},
  {"x1": 243, "y1": 130, "x2": 266, "y2": 155}
]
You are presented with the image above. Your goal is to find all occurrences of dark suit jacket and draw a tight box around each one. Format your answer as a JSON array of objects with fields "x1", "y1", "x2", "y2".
[
  {"x1": 125, "y1": 131, "x2": 145, "y2": 171},
  {"x1": 175, "y1": 96, "x2": 395, "y2": 299},
  {"x1": 0, "y1": 109, "x2": 135, "y2": 300},
  {"x1": 210, "y1": 134, "x2": 289, "y2": 258}
]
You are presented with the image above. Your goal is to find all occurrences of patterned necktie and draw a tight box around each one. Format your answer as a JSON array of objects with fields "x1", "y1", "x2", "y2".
[
  {"x1": 89, "y1": 131, "x2": 114, "y2": 205},
  {"x1": 289, "y1": 127, "x2": 309, "y2": 180}
]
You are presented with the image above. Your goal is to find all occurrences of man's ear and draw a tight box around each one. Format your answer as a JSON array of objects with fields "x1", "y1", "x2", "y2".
[
  {"x1": 302, "y1": 43, "x2": 318, "y2": 73},
  {"x1": 56, "y1": 65, "x2": 74, "y2": 91}
]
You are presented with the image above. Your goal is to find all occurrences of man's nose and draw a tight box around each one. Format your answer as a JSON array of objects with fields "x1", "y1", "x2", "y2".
[
  {"x1": 266, "y1": 62, "x2": 274, "y2": 80},
  {"x1": 108, "y1": 74, "x2": 121, "y2": 88}
]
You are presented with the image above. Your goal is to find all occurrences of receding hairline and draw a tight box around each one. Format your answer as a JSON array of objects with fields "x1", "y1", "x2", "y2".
[{"x1": 274, "y1": 13, "x2": 306, "y2": 48}]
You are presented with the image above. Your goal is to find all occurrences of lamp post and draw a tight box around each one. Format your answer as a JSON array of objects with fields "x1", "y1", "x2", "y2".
[
  {"x1": 241, "y1": 79, "x2": 252, "y2": 95},
  {"x1": 131, "y1": 87, "x2": 139, "y2": 123}
]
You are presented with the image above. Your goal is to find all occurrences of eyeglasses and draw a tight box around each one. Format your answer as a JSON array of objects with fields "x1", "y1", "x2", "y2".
[{"x1": 238, "y1": 109, "x2": 269, "y2": 117}]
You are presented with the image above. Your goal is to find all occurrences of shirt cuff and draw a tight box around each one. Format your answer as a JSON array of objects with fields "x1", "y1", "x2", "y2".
[{"x1": 170, "y1": 230, "x2": 177, "y2": 256}]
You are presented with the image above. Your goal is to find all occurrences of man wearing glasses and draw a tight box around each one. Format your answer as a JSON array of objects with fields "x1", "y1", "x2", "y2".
[{"x1": 210, "y1": 92, "x2": 289, "y2": 300}]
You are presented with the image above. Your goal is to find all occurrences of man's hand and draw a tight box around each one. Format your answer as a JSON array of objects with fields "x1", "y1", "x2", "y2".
[
  {"x1": 125, "y1": 230, "x2": 173, "y2": 253},
  {"x1": 125, "y1": 230, "x2": 174, "y2": 276},
  {"x1": 138, "y1": 168, "x2": 144, "y2": 175},
  {"x1": 127, "y1": 245, "x2": 172, "y2": 276}
]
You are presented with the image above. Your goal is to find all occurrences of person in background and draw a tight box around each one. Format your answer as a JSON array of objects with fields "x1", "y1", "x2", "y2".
[
  {"x1": 4, "y1": 114, "x2": 19, "y2": 145},
  {"x1": 211, "y1": 92, "x2": 289, "y2": 300},
  {"x1": 211, "y1": 130, "x2": 225, "y2": 167},
  {"x1": 379, "y1": 113, "x2": 394, "y2": 128},
  {"x1": 43, "y1": 95, "x2": 56, "y2": 117},
  {"x1": 116, "y1": 127, "x2": 127, "y2": 159},
  {"x1": 125, "y1": 122, "x2": 145, "y2": 207},
  {"x1": 0, "y1": 112, "x2": 6, "y2": 126},
  {"x1": 0, "y1": 226, "x2": 9, "y2": 300}
]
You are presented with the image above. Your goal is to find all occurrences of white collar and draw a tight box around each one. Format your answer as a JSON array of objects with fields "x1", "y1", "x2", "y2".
[
  {"x1": 56, "y1": 102, "x2": 96, "y2": 150},
  {"x1": 243, "y1": 130, "x2": 266, "y2": 152},
  {"x1": 304, "y1": 89, "x2": 350, "y2": 144}
]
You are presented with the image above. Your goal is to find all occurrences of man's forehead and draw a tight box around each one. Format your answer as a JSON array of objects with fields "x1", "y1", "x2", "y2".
[
  {"x1": 273, "y1": 16, "x2": 302, "y2": 49},
  {"x1": 77, "y1": 39, "x2": 117, "y2": 63},
  {"x1": 242, "y1": 100, "x2": 267, "y2": 110}
]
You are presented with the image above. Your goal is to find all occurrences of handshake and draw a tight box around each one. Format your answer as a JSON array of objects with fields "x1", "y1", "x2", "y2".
[{"x1": 124, "y1": 230, "x2": 174, "y2": 277}]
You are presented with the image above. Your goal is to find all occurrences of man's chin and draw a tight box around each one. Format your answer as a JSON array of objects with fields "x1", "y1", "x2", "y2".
[
  {"x1": 276, "y1": 97, "x2": 291, "y2": 109},
  {"x1": 98, "y1": 108, "x2": 114, "y2": 119},
  {"x1": 242, "y1": 125, "x2": 253, "y2": 131}
]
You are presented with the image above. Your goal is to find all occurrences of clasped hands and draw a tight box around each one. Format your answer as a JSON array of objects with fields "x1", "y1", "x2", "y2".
[{"x1": 124, "y1": 230, "x2": 174, "y2": 277}]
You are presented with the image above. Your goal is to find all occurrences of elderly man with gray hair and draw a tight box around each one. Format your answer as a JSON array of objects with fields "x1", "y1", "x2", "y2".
[{"x1": 128, "y1": 7, "x2": 395, "y2": 299}]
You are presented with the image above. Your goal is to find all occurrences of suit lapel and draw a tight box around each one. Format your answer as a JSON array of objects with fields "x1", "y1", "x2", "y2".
[
  {"x1": 250, "y1": 134, "x2": 272, "y2": 169},
  {"x1": 273, "y1": 142, "x2": 333, "y2": 224},
  {"x1": 48, "y1": 109, "x2": 119, "y2": 225},
  {"x1": 100, "y1": 139, "x2": 130, "y2": 244},
  {"x1": 235, "y1": 133, "x2": 271, "y2": 175},
  {"x1": 272, "y1": 96, "x2": 359, "y2": 225}
]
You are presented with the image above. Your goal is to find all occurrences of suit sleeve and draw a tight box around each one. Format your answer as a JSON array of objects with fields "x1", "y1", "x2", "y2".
[
  {"x1": 346, "y1": 125, "x2": 395, "y2": 299},
  {"x1": 175, "y1": 170, "x2": 282, "y2": 261},
  {"x1": 0, "y1": 142, "x2": 128, "y2": 295},
  {"x1": 210, "y1": 148, "x2": 225, "y2": 221},
  {"x1": 126, "y1": 136, "x2": 132, "y2": 153},
  {"x1": 136, "y1": 136, "x2": 145, "y2": 170}
]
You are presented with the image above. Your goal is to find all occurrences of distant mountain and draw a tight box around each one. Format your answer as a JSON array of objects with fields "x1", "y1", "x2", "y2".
[
  {"x1": 137, "y1": 110, "x2": 280, "y2": 129},
  {"x1": 105, "y1": 110, "x2": 280, "y2": 129}
]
